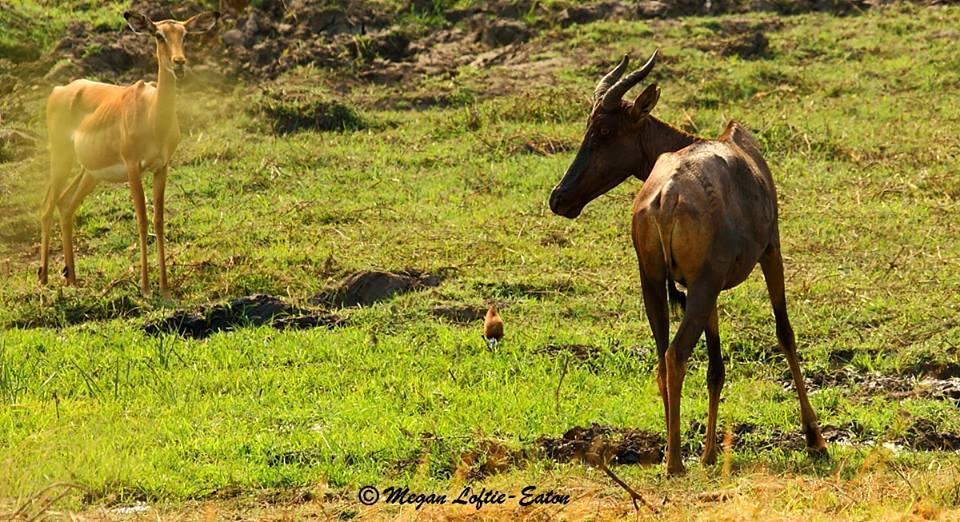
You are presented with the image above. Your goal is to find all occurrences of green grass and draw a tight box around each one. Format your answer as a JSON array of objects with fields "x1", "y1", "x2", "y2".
[
  {"x1": 0, "y1": 1, "x2": 126, "y2": 60},
  {"x1": 1, "y1": 2, "x2": 959, "y2": 515}
]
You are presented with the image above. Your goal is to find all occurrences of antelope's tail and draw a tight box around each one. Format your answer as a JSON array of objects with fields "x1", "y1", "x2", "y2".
[{"x1": 653, "y1": 191, "x2": 686, "y2": 314}]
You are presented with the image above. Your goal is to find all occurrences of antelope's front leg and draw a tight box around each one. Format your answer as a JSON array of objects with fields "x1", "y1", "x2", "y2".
[
  {"x1": 153, "y1": 165, "x2": 170, "y2": 298},
  {"x1": 127, "y1": 162, "x2": 151, "y2": 296}
]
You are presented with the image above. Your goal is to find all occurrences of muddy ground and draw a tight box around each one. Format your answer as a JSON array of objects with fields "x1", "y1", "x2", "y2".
[{"x1": 26, "y1": 0, "x2": 880, "y2": 85}]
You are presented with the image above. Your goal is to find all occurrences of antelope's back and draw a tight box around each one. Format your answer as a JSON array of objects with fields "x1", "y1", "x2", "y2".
[{"x1": 633, "y1": 121, "x2": 779, "y2": 246}]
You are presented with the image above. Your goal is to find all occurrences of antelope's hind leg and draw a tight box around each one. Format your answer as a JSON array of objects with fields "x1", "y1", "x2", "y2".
[
  {"x1": 58, "y1": 171, "x2": 98, "y2": 285},
  {"x1": 760, "y1": 244, "x2": 827, "y2": 456},
  {"x1": 40, "y1": 144, "x2": 76, "y2": 285},
  {"x1": 641, "y1": 275, "x2": 671, "y2": 432},
  {"x1": 701, "y1": 304, "x2": 724, "y2": 466},
  {"x1": 664, "y1": 284, "x2": 718, "y2": 475}
]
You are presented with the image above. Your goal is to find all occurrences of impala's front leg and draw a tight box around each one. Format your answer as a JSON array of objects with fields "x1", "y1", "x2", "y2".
[
  {"x1": 153, "y1": 165, "x2": 170, "y2": 298},
  {"x1": 127, "y1": 162, "x2": 151, "y2": 296}
]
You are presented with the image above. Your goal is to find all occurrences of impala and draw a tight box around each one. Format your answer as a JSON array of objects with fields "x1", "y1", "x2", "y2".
[
  {"x1": 549, "y1": 49, "x2": 827, "y2": 475},
  {"x1": 39, "y1": 9, "x2": 219, "y2": 297}
]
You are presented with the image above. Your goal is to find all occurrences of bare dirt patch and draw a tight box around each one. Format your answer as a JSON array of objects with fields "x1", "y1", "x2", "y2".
[
  {"x1": 144, "y1": 294, "x2": 342, "y2": 339},
  {"x1": 28, "y1": 0, "x2": 888, "y2": 91}
]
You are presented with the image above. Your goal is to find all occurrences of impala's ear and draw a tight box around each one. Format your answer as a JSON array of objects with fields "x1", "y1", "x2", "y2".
[
  {"x1": 124, "y1": 11, "x2": 154, "y2": 34},
  {"x1": 184, "y1": 11, "x2": 220, "y2": 33},
  {"x1": 630, "y1": 84, "x2": 660, "y2": 119}
]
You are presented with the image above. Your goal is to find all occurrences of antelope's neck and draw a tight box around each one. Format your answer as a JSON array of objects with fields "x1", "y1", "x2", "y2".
[
  {"x1": 154, "y1": 62, "x2": 178, "y2": 138},
  {"x1": 637, "y1": 116, "x2": 701, "y2": 178}
]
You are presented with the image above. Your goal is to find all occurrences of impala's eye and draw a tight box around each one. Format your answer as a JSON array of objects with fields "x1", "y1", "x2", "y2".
[
  {"x1": 155, "y1": 31, "x2": 165, "y2": 41},
  {"x1": 600, "y1": 128, "x2": 610, "y2": 136}
]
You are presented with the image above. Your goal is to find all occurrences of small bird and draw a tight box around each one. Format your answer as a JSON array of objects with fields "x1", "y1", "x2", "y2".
[{"x1": 483, "y1": 305, "x2": 504, "y2": 348}]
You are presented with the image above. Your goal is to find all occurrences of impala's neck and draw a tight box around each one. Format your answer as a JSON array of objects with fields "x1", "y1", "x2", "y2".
[
  {"x1": 636, "y1": 116, "x2": 701, "y2": 180},
  {"x1": 154, "y1": 58, "x2": 178, "y2": 138}
]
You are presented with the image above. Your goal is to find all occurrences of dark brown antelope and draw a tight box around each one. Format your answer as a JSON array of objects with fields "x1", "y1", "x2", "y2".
[
  {"x1": 549, "y1": 49, "x2": 827, "y2": 475},
  {"x1": 39, "y1": 10, "x2": 219, "y2": 297}
]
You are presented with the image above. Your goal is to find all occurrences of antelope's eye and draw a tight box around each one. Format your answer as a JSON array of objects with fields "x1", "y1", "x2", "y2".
[
  {"x1": 599, "y1": 128, "x2": 610, "y2": 136},
  {"x1": 155, "y1": 31, "x2": 165, "y2": 41}
]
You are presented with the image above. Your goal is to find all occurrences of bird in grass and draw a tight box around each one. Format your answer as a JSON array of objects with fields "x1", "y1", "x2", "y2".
[{"x1": 483, "y1": 305, "x2": 503, "y2": 348}]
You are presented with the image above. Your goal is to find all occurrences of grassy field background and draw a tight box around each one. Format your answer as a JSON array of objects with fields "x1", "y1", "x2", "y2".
[{"x1": 1, "y1": 1, "x2": 959, "y2": 519}]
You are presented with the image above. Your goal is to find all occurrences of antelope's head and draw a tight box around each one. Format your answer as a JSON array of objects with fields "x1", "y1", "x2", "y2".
[
  {"x1": 124, "y1": 10, "x2": 220, "y2": 79},
  {"x1": 549, "y1": 49, "x2": 661, "y2": 219}
]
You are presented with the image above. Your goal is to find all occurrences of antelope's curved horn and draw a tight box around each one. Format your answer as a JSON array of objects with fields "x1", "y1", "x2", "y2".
[
  {"x1": 601, "y1": 48, "x2": 660, "y2": 110},
  {"x1": 593, "y1": 55, "x2": 629, "y2": 102}
]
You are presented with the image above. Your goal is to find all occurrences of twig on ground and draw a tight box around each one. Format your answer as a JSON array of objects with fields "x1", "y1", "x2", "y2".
[{"x1": 596, "y1": 460, "x2": 658, "y2": 513}]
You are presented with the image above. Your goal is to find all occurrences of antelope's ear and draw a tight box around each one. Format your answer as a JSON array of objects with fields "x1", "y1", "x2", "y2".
[
  {"x1": 124, "y1": 11, "x2": 154, "y2": 34},
  {"x1": 184, "y1": 11, "x2": 221, "y2": 33},
  {"x1": 630, "y1": 84, "x2": 660, "y2": 119}
]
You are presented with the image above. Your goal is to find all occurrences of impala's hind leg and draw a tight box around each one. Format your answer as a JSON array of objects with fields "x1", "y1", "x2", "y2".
[
  {"x1": 701, "y1": 305, "x2": 724, "y2": 466},
  {"x1": 58, "y1": 171, "x2": 98, "y2": 285},
  {"x1": 760, "y1": 244, "x2": 827, "y2": 455},
  {"x1": 40, "y1": 145, "x2": 75, "y2": 285}
]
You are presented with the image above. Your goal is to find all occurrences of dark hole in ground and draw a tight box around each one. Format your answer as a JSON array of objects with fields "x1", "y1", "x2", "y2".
[
  {"x1": 144, "y1": 294, "x2": 342, "y2": 339},
  {"x1": 537, "y1": 424, "x2": 664, "y2": 466},
  {"x1": 313, "y1": 269, "x2": 445, "y2": 308}
]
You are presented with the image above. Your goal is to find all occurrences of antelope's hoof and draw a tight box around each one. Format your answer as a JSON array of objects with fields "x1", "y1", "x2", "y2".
[
  {"x1": 805, "y1": 426, "x2": 829, "y2": 458},
  {"x1": 807, "y1": 444, "x2": 829, "y2": 460}
]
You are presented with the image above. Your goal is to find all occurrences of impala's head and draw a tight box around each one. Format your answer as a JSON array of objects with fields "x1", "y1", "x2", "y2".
[
  {"x1": 549, "y1": 49, "x2": 661, "y2": 219},
  {"x1": 124, "y1": 10, "x2": 220, "y2": 79}
]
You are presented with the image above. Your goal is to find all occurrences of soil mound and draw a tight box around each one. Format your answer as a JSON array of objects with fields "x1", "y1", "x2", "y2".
[
  {"x1": 144, "y1": 294, "x2": 342, "y2": 339},
  {"x1": 314, "y1": 269, "x2": 443, "y2": 308}
]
